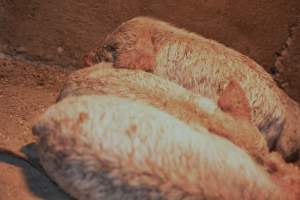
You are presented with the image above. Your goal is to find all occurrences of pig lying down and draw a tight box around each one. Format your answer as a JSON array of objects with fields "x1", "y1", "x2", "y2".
[
  {"x1": 57, "y1": 62, "x2": 269, "y2": 161},
  {"x1": 85, "y1": 17, "x2": 300, "y2": 162},
  {"x1": 33, "y1": 95, "x2": 300, "y2": 200}
]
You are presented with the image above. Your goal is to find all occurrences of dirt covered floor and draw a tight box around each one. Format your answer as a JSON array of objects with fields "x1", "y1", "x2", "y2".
[{"x1": 0, "y1": 54, "x2": 72, "y2": 199}]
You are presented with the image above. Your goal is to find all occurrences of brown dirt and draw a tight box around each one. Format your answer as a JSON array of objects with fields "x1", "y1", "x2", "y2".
[{"x1": 0, "y1": 54, "x2": 72, "y2": 199}]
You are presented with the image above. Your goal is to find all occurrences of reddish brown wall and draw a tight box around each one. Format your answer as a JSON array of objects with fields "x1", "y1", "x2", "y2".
[{"x1": 1, "y1": 0, "x2": 300, "y2": 100}]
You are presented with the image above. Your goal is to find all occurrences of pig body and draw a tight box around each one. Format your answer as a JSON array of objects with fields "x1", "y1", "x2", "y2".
[
  {"x1": 87, "y1": 17, "x2": 300, "y2": 161},
  {"x1": 57, "y1": 63, "x2": 268, "y2": 161},
  {"x1": 33, "y1": 95, "x2": 297, "y2": 200}
]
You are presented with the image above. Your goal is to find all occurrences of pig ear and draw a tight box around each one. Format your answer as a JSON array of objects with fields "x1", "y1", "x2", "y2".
[
  {"x1": 83, "y1": 48, "x2": 101, "y2": 67},
  {"x1": 218, "y1": 80, "x2": 252, "y2": 121},
  {"x1": 115, "y1": 33, "x2": 156, "y2": 72}
]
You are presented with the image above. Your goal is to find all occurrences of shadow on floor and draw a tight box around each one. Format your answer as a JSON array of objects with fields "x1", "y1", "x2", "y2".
[{"x1": 0, "y1": 143, "x2": 72, "y2": 200}]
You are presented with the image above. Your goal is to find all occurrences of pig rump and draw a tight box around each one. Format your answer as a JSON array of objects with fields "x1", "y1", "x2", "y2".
[{"x1": 33, "y1": 96, "x2": 292, "y2": 200}]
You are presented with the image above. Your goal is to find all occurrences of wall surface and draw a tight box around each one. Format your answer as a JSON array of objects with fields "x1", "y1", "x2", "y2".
[{"x1": 0, "y1": 0, "x2": 299, "y2": 100}]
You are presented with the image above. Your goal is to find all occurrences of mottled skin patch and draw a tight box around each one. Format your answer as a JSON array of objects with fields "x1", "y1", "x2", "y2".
[
  {"x1": 126, "y1": 124, "x2": 137, "y2": 137},
  {"x1": 258, "y1": 117, "x2": 285, "y2": 150}
]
